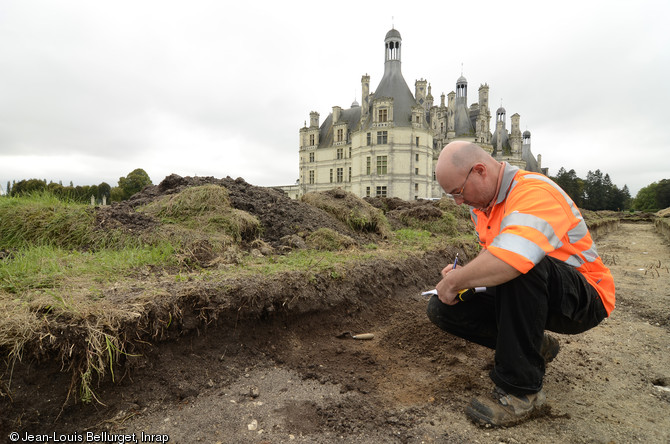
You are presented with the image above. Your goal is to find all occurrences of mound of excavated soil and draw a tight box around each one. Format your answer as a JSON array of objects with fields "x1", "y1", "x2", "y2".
[
  {"x1": 97, "y1": 175, "x2": 401, "y2": 250},
  {"x1": 95, "y1": 175, "x2": 465, "y2": 260}
]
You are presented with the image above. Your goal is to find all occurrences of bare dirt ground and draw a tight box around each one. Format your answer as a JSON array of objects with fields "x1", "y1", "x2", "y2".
[{"x1": 5, "y1": 221, "x2": 669, "y2": 444}]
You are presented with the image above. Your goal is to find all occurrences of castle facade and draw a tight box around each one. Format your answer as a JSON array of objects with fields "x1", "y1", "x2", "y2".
[{"x1": 297, "y1": 28, "x2": 544, "y2": 200}]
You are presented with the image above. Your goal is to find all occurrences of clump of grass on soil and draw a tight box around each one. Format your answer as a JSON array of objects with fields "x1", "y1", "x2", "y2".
[
  {"x1": 0, "y1": 191, "x2": 137, "y2": 250},
  {"x1": 395, "y1": 206, "x2": 459, "y2": 236},
  {"x1": 305, "y1": 227, "x2": 356, "y2": 251},
  {"x1": 139, "y1": 185, "x2": 261, "y2": 261},
  {"x1": 301, "y1": 188, "x2": 392, "y2": 237}
]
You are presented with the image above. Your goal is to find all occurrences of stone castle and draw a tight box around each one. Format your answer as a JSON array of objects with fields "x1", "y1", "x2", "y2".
[{"x1": 296, "y1": 28, "x2": 544, "y2": 200}]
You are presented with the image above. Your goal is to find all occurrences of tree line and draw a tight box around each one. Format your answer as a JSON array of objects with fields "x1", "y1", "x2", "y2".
[
  {"x1": 633, "y1": 179, "x2": 670, "y2": 211},
  {"x1": 4, "y1": 168, "x2": 153, "y2": 204},
  {"x1": 551, "y1": 167, "x2": 670, "y2": 212},
  {"x1": 4, "y1": 167, "x2": 669, "y2": 211}
]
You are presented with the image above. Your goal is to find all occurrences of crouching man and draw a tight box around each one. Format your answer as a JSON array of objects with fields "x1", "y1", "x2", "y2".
[{"x1": 428, "y1": 141, "x2": 615, "y2": 427}]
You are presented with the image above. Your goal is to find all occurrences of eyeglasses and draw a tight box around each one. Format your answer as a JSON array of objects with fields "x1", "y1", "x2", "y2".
[{"x1": 448, "y1": 166, "x2": 474, "y2": 200}]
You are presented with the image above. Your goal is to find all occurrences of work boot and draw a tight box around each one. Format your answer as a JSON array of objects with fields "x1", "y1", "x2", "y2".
[
  {"x1": 540, "y1": 333, "x2": 560, "y2": 364},
  {"x1": 466, "y1": 386, "x2": 546, "y2": 427}
]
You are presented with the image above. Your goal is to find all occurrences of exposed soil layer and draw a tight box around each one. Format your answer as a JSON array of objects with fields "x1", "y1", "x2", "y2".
[{"x1": 1, "y1": 221, "x2": 669, "y2": 443}]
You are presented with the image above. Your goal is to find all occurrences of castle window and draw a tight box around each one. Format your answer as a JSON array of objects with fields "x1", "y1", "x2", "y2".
[
  {"x1": 366, "y1": 187, "x2": 371, "y2": 197},
  {"x1": 415, "y1": 153, "x2": 419, "y2": 162},
  {"x1": 415, "y1": 168, "x2": 419, "y2": 175},
  {"x1": 337, "y1": 168, "x2": 343, "y2": 183},
  {"x1": 337, "y1": 128, "x2": 344, "y2": 142},
  {"x1": 329, "y1": 169, "x2": 333, "y2": 183},
  {"x1": 377, "y1": 131, "x2": 388, "y2": 144},
  {"x1": 375, "y1": 186, "x2": 387, "y2": 197},
  {"x1": 416, "y1": 137, "x2": 419, "y2": 146},
  {"x1": 348, "y1": 167, "x2": 352, "y2": 182},
  {"x1": 367, "y1": 132, "x2": 371, "y2": 146},
  {"x1": 309, "y1": 152, "x2": 314, "y2": 162},
  {"x1": 349, "y1": 147, "x2": 352, "y2": 158},
  {"x1": 337, "y1": 148, "x2": 343, "y2": 160},
  {"x1": 310, "y1": 134, "x2": 315, "y2": 146},
  {"x1": 415, "y1": 183, "x2": 419, "y2": 192},
  {"x1": 376, "y1": 156, "x2": 388, "y2": 175},
  {"x1": 309, "y1": 170, "x2": 315, "y2": 184},
  {"x1": 366, "y1": 157, "x2": 371, "y2": 175},
  {"x1": 378, "y1": 109, "x2": 388, "y2": 122}
]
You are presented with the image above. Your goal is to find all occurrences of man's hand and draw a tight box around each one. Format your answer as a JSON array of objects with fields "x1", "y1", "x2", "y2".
[
  {"x1": 436, "y1": 264, "x2": 460, "y2": 305},
  {"x1": 434, "y1": 250, "x2": 522, "y2": 305}
]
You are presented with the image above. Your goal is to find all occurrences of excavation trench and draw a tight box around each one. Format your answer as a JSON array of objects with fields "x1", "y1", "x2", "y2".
[{"x1": 2, "y1": 201, "x2": 670, "y2": 443}]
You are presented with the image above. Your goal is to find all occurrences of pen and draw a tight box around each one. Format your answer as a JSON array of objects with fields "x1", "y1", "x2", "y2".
[
  {"x1": 453, "y1": 253, "x2": 459, "y2": 270},
  {"x1": 421, "y1": 287, "x2": 486, "y2": 297}
]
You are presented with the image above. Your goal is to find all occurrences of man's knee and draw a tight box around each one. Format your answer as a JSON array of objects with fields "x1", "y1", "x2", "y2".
[
  {"x1": 426, "y1": 295, "x2": 497, "y2": 349},
  {"x1": 426, "y1": 295, "x2": 443, "y2": 325}
]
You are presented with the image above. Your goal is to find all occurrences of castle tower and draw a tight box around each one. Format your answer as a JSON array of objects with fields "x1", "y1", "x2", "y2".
[
  {"x1": 447, "y1": 91, "x2": 456, "y2": 139},
  {"x1": 426, "y1": 83, "x2": 434, "y2": 110},
  {"x1": 310, "y1": 111, "x2": 320, "y2": 128},
  {"x1": 453, "y1": 75, "x2": 475, "y2": 137},
  {"x1": 385, "y1": 28, "x2": 402, "y2": 62},
  {"x1": 307, "y1": 111, "x2": 320, "y2": 147},
  {"x1": 510, "y1": 113, "x2": 522, "y2": 154},
  {"x1": 361, "y1": 74, "x2": 370, "y2": 118},
  {"x1": 492, "y1": 106, "x2": 510, "y2": 155},
  {"x1": 456, "y1": 75, "x2": 467, "y2": 103},
  {"x1": 476, "y1": 84, "x2": 491, "y2": 144},
  {"x1": 332, "y1": 106, "x2": 341, "y2": 124},
  {"x1": 371, "y1": 28, "x2": 415, "y2": 127},
  {"x1": 415, "y1": 79, "x2": 427, "y2": 108}
]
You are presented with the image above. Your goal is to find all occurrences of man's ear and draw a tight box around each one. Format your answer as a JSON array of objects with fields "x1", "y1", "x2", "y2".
[{"x1": 473, "y1": 163, "x2": 486, "y2": 177}]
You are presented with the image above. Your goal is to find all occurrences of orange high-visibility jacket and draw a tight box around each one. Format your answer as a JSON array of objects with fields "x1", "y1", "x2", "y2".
[{"x1": 471, "y1": 163, "x2": 615, "y2": 315}]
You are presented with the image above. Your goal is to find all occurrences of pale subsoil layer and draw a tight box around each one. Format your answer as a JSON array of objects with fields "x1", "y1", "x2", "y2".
[{"x1": 5, "y1": 222, "x2": 670, "y2": 443}]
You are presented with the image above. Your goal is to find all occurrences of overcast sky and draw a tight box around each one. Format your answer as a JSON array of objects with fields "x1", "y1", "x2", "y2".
[{"x1": 1, "y1": 0, "x2": 668, "y2": 196}]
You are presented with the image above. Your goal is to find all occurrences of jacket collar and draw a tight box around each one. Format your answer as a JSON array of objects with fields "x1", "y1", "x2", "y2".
[
  {"x1": 476, "y1": 162, "x2": 519, "y2": 215},
  {"x1": 496, "y1": 162, "x2": 520, "y2": 206}
]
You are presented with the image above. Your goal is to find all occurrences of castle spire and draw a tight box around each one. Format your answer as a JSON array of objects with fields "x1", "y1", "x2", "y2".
[{"x1": 385, "y1": 27, "x2": 402, "y2": 62}]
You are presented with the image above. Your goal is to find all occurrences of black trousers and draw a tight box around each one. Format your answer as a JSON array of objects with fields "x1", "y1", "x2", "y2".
[{"x1": 426, "y1": 256, "x2": 608, "y2": 395}]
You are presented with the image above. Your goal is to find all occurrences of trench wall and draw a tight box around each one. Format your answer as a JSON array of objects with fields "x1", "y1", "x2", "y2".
[
  {"x1": 654, "y1": 217, "x2": 670, "y2": 243},
  {"x1": 587, "y1": 218, "x2": 620, "y2": 242}
]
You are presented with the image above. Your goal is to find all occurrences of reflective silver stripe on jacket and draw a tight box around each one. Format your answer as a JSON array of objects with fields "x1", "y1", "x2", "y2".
[
  {"x1": 516, "y1": 173, "x2": 600, "y2": 265},
  {"x1": 500, "y1": 212, "x2": 563, "y2": 250},
  {"x1": 490, "y1": 232, "x2": 546, "y2": 264},
  {"x1": 567, "y1": 219, "x2": 588, "y2": 243}
]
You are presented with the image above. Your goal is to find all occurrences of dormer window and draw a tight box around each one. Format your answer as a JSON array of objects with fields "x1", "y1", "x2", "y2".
[{"x1": 378, "y1": 109, "x2": 388, "y2": 122}]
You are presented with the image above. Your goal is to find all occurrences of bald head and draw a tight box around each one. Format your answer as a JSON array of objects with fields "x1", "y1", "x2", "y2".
[
  {"x1": 435, "y1": 141, "x2": 502, "y2": 207},
  {"x1": 436, "y1": 142, "x2": 489, "y2": 187}
]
